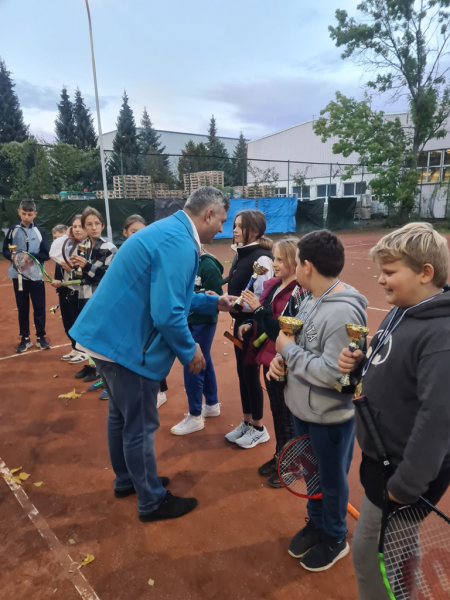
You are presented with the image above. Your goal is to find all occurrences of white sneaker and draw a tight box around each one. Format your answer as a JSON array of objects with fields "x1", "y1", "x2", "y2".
[
  {"x1": 157, "y1": 392, "x2": 167, "y2": 409},
  {"x1": 171, "y1": 414, "x2": 205, "y2": 436},
  {"x1": 69, "y1": 352, "x2": 89, "y2": 364},
  {"x1": 61, "y1": 349, "x2": 78, "y2": 361},
  {"x1": 235, "y1": 425, "x2": 270, "y2": 449},
  {"x1": 225, "y1": 420, "x2": 251, "y2": 443},
  {"x1": 202, "y1": 403, "x2": 221, "y2": 418}
]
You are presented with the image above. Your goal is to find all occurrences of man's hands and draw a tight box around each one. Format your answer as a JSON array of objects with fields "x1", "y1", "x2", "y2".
[
  {"x1": 267, "y1": 355, "x2": 285, "y2": 380},
  {"x1": 241, "y1": 290, "x2": 261, "y2": 311},
  {"x1": 338, "y1": 348, "x2": 364, "y2": 373},
  {"x1": 217, "y1": 294, "x2": 239, "y2": 312},
  {"x1": 238, "y1": 324, "x2": 252, "y2": 341},
  {"x1": 188, "y1": 343, "x2": 206, "y2": 374}
]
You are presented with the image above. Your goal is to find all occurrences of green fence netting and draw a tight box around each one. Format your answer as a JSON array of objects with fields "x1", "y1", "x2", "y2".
[
  {"x1": 295, "y1": 199, "x2": 325, "y2": 232},
  {"x1": 327, "y1": 197, "x2": 357, "y2": 230}
]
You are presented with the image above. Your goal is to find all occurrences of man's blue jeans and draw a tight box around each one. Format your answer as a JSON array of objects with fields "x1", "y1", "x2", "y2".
[
  {"x1": 292, "y1": 415, "x2": 355, "y2": 541},
  {"x1": 96, "y1": 358, "x2": 166, "y2": 515},
  {"x1": 183, "y1": 323, "x2": 218, "y2": 416}
]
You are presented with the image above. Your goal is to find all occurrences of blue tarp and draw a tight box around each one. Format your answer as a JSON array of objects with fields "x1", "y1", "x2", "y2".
[
  {"x1": 257, "y1": 197, "x2": 297, "y2": 234},
  {"x1": 214, "y1": 198, "x2": 256, "y2": 239}
]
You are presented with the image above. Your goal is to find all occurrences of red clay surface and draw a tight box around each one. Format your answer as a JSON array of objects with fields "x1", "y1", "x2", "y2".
[{"x1": 1, "y1": 229, "x2": 449, "y2": 600}]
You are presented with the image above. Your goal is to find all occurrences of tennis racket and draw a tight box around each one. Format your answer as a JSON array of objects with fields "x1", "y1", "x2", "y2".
[
  {"x1": 354, "y1": 395, "x2": 450, "y2": 599},
  {"x1": 7, "y1": 225, "x2": 29, "y2": 254},
  {"x1": 12, "y1": 251, "x2": 81, "y2": 287},
  {"x1": 278, "y1": 436, "x2": 360, "y2": 519}
]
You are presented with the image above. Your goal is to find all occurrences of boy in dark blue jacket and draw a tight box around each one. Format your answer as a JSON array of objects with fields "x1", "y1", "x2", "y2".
[{"x1": 2, "y1": 199, "x2": 50, "y2": 352}]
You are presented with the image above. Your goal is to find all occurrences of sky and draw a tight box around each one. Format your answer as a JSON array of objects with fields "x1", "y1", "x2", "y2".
[{"x1": 1, "y1": 0, "x2": 407, "y2": 144}]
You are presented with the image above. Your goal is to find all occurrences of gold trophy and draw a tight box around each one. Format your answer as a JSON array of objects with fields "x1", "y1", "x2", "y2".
[
  {"x1": 277, "y1": 316, "x2": 304, "y2": 383},
  {"x1": 8, "y1": 244, "x2": 17, "y2": 253},
  {"x1": 232, "y1": 261, "x2": 269, "y2": 312},
  {"x1": 76, "y1": 243, "x2": 89, "y2": 277},
  {"x1": 49, "y1": 304, "x2": 59, "y2": 314},
  {"x1": 335, "y1": 324, "x2": 369, "y2": 393}
]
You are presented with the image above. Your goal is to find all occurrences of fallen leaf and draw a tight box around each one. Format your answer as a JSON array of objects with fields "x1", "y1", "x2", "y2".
[
  {"x1": 80, "y1": 553, "x2": 95, "y2": 566},
  {"x1": 19, "y1": 472, "x2": 30, "y2": 481},
  {"x1": 34, "y1": 482, "x2": 44, "y2": 487},
  {"x1": 10, "y1": 467, "x2": 23, "y2": 474},
  {"x1": 58, "y1": 389, "x2": 83, "y2": 400},
  {"x1": 3, "y1": 473, "x2": 11, "y2": 480},
  {"x1": 12, "y1": 476, "x2": 21, "y2": 484},
  {"x1": 68, "y1": 539, "x2": 76, "y2": 545},
  {"x1": 228, "y1": 424, "x2": 234, "y2": 427},
  {"x1": 223, "y1": 341, "x2": 228, "y2": 344},
  {"x1": 53, "y1": 375, "x2": 58, "y2": 378},
  {"x1": 148, "y1": 579, "x2": 154, "y2": 586},
  {"x1": 223, "y1": 353, "x2": 228, "y2": 356}
]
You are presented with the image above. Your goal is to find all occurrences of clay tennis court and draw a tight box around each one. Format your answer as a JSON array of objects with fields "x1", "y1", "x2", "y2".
[{"x1": 1, "y1": 229, "x2": 449, "y2": 600}]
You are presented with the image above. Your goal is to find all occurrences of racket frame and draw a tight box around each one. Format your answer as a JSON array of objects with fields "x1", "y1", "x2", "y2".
[
  {"x1": 277, "y1": 435, "x2": 322, "y2": 499},
  {"x1": 12, "y1": 251, "x2": 81, "y2": 287},
  {"x1": 8, "y1": 225, "x2": 29, "y2": 253}
]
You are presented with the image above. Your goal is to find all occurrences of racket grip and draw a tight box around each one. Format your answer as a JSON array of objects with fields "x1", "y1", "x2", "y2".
[
  {"x1": 58, "y1": 279, "x2": 82, "y2": 288},
  {"x1": 223, "y1": 330, "x2": 243, "y2": 350},
  {"x1": 353, "y1": 396, "x2": 388, "y2": 461}
]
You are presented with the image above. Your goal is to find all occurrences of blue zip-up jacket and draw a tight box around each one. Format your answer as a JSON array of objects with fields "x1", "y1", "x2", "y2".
[
  {"x1": 2, "y1": 223, "x2": 50, "y2": 279},
  {"x1": 69, "y1": 211, "x2": 219, "y2": 381}
]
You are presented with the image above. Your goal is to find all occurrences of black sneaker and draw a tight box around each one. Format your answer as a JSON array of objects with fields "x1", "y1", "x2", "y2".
[
  {"x1": 88, "y1": 379, "x2": 105, "y2": 392},
  {"x1": 115, "y1": 477, "x2": 170, "y2": 498},
  {"x1": 75, "y1": 365, "x2": 94, "y2": 380},
  {"x1": 139, "y1": 491, "x2": 197, "y2": 522},
  {"x1": 16, "y1": 337, "x2": 33, "y2": 353},
  {"x1": 288, "y1": 518, "x2": 323, "y2": 558},
  {"x1": 36, "y1": 336, "x2": 51, "y2": 350},
  {"x1": 267, "y1": 472, "x2": 283, "y2": 488},
  {"x1": 83, "y1": 370, "x2": 100, "y2": 383},
  {"x1": 300, "y1": 536, "x2": 350, "y2": 572},
  {"x1": 258, "y1": 454, "x2": 278, "y2": 476}
]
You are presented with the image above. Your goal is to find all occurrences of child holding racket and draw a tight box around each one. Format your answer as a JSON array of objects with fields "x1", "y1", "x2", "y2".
[
  {"x1": 70, "y1": 207, "x2": 117, "y2": 383},
  {"x1": 226, "y1": 210, "x2": 274, "y2": 449},
  {"x1": 2, "y1": 199, "x2": 51, "y2": 352},
  {"x1": 268, "y1": 230, "x2": 368, "y2": 572},
  {"x1": 337, "y1": 223, "x2": 450, "y2": 600},
  {"x1": 240, "y1": 238, "x2": 308, "y2": 486}
]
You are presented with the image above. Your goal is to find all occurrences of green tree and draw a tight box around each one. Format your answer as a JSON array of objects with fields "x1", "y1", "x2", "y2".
[
  {"x1": 73, "y1": 88, "x2": 97, "y2": 149},
  {"x1": 0, "y1": 139, "x2": 53, "y2": 199},
  {"x1": 0, "y1": 58, "x2": 29, "y2": 144},
  {"x1": 232, "y1": 132, "x2": 247, "y2": 186},
  {"x1": 207, "y1": 115, "x2": 217, "y2": 148},
  {"x1": 209, "y1": 139, "x2": 233, "y2": 185},
  {"x1": 139, "y1": 107, "x2": 170, "y2": 177},
  {"x1": 54, "y1": 86, "x2": 76, "y2": 145},
  {"x1": 109, "y1": 91, "x2": 142, "y2": 177},
  {"x1": 51, "y1": 143, "x2": 102, "y2": 192}
]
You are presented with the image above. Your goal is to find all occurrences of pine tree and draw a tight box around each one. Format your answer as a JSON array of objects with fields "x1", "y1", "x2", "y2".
[
  {"x1": 139, "y1": 108, "x2": 170, "y2": 172},
  {"x1": 73, "y1": 88, "x2": 97, "y2": 149},
  {"x1": 54, "y1": 86, "x2": 76, "y2": 145},
  {"x1": 0, "y1": 58, "x2": 29, "y2": 144},
  {"x1": 110, "y1": 91, "x2": 142, "y2": 177},
  {"x1": 232, "y1": 132, "x2": 247, "y2": 186},
  {"x1": 207, "y1": 115, "x2": 217, "y2": 148},
  {"x1": 209, "y1": 139, "x2": 233, "y2": 186}
]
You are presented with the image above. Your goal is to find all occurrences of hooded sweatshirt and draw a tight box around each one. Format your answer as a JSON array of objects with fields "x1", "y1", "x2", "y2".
[
  {"x1": 357, "y1": 286, "x2": 450, "y2": 507},
  {"x1": 281, "y1": 284, "x2": 368, "y2": 425},
  {"x1": 188, "y1": 253, "x2": 224, "y2": 325}
]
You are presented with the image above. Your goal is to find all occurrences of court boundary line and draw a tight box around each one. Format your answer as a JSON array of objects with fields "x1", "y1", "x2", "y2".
[
  {"x1": 367, "y1": 307, "x2": 389, "y2": 312},
  {"x1": 0, "y1": 343, "x2": 70, "y2": 362},
  {"x1": 0, "y1": 459, "x2": 100, "y2": 600}
]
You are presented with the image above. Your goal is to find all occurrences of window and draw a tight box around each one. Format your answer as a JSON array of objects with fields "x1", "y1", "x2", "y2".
[
  {"x1": 301, "y1": 186, "x2": 310, "y2": 198},
  {"x1": 429, "y1": 151, "x2": 442, "y2": 167},
  {"x1": 317, "y1": 184, "x2": 337, "y2": 198},
  {"x1": 276, "y1": 187, "x2": 287, "y2": 195},
  {"x1": 355, "y1": 181, "x2": 367, "y2": 195},
  {"x1": 344, "y1": 183, "x2": 354, "y2": 196},
  {"x1": 443, "y1": 167, "x2": 450, "y2": 181},
  {"x1": 427, "y1": 167, "x2": 440, "y2": 183},
  {"x1": 417, "y1": 152, "x2": 428, "y2": 168},
  {"x1": 444, "y1": 150, "x2": 450, "y2": 166}
]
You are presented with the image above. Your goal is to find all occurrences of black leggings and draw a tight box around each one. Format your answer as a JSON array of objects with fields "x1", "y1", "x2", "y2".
[
  {"x1": 263, "y1": 366, "x2": 294, "y2": 454},
  {"x1": 234, "y1": 321, "x2": 264, "y2": 421},
  {"x1": 59, "y1": 288, "x2": 80, "y2": 349}
]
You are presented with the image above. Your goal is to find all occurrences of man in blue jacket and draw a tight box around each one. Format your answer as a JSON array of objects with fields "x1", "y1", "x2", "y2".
[{"x1": 70, "y1": 187, "x2": 234, "y2": 522}]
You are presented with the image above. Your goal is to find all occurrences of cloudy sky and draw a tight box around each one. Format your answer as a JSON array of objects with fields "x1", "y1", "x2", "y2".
[{"x1": 2, "y1": 0, "x2": 407, "y2": 143}]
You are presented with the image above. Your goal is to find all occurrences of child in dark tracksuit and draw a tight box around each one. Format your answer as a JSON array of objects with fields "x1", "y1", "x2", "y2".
[
  {"x1": 2, "y1": 199, "x2": 50, "y2": 352},
  {"x1": 170, "y1": 249, "x2": 224, "y2": 435}
]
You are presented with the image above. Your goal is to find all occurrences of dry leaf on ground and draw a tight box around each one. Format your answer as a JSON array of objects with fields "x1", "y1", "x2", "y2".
[
  {"x1": 34, "y1": 482, "x2": 44, "y2": 487},
  {"x1": 80, "y1": 553, "x2": 95, "y2": 566},
  {"x1": 10, "y1": 467, "x2": 23, "y2": 474},
  {"x1": 148, "y1": 579, "x2": 154, "y2": 586},
  {"x1": 11, "y1": 476, "x2": 22, "y2": 484},
  {"x1": 3, "y1": 473, "x2": 11, "y2": 480},
  {"x1": 19, "y1": 472, "x2": 30, "y2": 481},
  {"x1": 68, "y1": 539, "x2": 76, "y2": 545},
  {"x1": 58, "y1": 389, "x2": 84, "y2": 400}
]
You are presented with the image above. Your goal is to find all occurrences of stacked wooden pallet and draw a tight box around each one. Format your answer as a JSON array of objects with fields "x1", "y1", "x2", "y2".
[
  {"x1": 153, "y1": 189, "x2": 188, "y2": 199},
  {"x1": 113, "y1": 175, "x2": 152, "y2": 198},
  {"x1": 183, "y1": 171, "x2": 224, "y2": 191},
  {"x1": 244, "y1": 185, "x2": 276, "y2": 198},
  {"x1": 95, "y1": 190, "x2": 116, "y2": 199},
  {"x1": 152, "y1": 183, "x2": 169, "y2": 194}
]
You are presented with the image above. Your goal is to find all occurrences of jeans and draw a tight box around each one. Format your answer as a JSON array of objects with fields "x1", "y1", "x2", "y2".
[
  {"x1": 292, "y1": 415, "x2": 355, "y2": 541},
  {"x1": 12, "y1": 278, "x2": 46, "y2": 337},
  {"x1": 96, "y1": 358, "x2": 166, "y2": 515},
  {"x1": 183, "y1": 323, "x2": 218, "y2": 416}
]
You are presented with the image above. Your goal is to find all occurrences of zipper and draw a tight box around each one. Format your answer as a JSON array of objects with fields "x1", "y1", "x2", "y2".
[{"x1": 142, "y1": 329, "x2": 158, "y2": 366}]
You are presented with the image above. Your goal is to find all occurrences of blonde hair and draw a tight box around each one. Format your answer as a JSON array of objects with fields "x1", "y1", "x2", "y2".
[
  {"x1": 52, "y1": 224, "x2": 68, "y2": 234},
  {"x1": 274, "y1": 237, "x2": 298, "y2": 271},
  {"x1": 370, "y1": 222, "x2": 449, "y2": 287}
]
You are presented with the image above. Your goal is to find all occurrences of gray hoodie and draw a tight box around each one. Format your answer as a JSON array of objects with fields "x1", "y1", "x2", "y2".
[{"x1": 282, "y1": 284, "x2": 368, "y2": 425}]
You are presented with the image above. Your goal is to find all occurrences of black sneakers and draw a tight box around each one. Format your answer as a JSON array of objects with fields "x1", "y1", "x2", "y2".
[
  {"x1": 267, "y1": 472, "x2": 283, "y2": 488},
  {"x1": 288, "y1": 518, "x2": 323, "y2": 558},
  {"x1": 300, "y1": 536, "x2": 350, "y2": 572},
  {"x1": 75, "y1": 365, "x2": 94, "y2": 380},
  {"x1": 16, "y1": 337, "x2": 33, "y2": 353},
  {"x1": 84, "y1": 370, "x2": 100, "y2": 383},
  {"x1": 139, "y1": 491, "x2": 198, "y2": 522},
  {"x1": 114, "y1": 477, "x2": 170, "y2": 498},
  {"x1": 36, "y1": 336, "x2": 51, "y2": 350},
  {"x1": 258, "y1": 454, "x2": 278, "y2": 476}
]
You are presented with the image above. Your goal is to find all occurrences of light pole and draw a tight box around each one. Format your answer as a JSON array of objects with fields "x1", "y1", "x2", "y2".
[{"x1": 84, "y1": 0, "x2": 113, "y2": 241}]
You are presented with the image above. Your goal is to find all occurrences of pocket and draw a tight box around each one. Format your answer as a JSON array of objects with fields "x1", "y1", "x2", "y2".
[
  {"x1": 307, "y1": 388, "x2": 322, "y2": 416},
  {"x1": 327, "y1": 424, "x2": 342, "y2": 446}
]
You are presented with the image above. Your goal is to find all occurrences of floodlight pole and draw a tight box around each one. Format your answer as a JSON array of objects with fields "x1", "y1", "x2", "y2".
[{"x1": 84, "y1": 0, "x2": 113, "y2": 241}]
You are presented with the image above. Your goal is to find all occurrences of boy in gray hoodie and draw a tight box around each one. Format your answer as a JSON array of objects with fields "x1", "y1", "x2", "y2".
[{"x1": 268, "y1": 229, "x2": 368, "y2": 572}]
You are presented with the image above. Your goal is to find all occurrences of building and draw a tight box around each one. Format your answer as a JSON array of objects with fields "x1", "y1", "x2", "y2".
[
  {"x1": 247, "y1": 113, "x2": 450, "y2": 218},
  {"x1": 102, "y1": 129, "x2": 239, "y2": 173}
]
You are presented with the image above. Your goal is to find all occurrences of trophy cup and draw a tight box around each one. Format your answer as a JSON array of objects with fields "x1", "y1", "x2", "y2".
[
  {"x1": 277, "y1": 316, "x2": 304, "y2": 383},
  {"x1": 232, "y1": 261, "x2": 269, "y2": 312},
  {"x1": 334, "y1": 324, "x2": 369, "y2": 393},
  {"x1": 49, "y1": 304, "x2": 60, "y2": 315},
  {"x1": 8, "y1": 244, "x2": 17, "y2": 253},
  {"x1": 76, "y1": 243, "x2": 89, "y2": 277}
]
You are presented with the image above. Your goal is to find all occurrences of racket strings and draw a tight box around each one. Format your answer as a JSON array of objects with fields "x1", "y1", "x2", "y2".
[
  {"x1": 12, "y1": 252, "x2": 42, "y2": 281},
  {"x1": 383, "y1": 505, "x2": 450, "y2": 599},
  {"x1": 279, "y1": 439, "x2": 321, "y2": 497}
]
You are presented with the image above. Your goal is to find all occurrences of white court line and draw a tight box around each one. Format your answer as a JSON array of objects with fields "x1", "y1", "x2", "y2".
[
  {"x1": 367, "y1": 307, "x2": 389, "y2": 312},
  {"x1": 0, "y1": 460, "x2": 100, "y2": 600},
  {"x1": 0, "y1": 283, "x2": 12, "y2": 287},
  {"x1": 0, "y1": 343, "x2": 70, "y2": 361}
]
